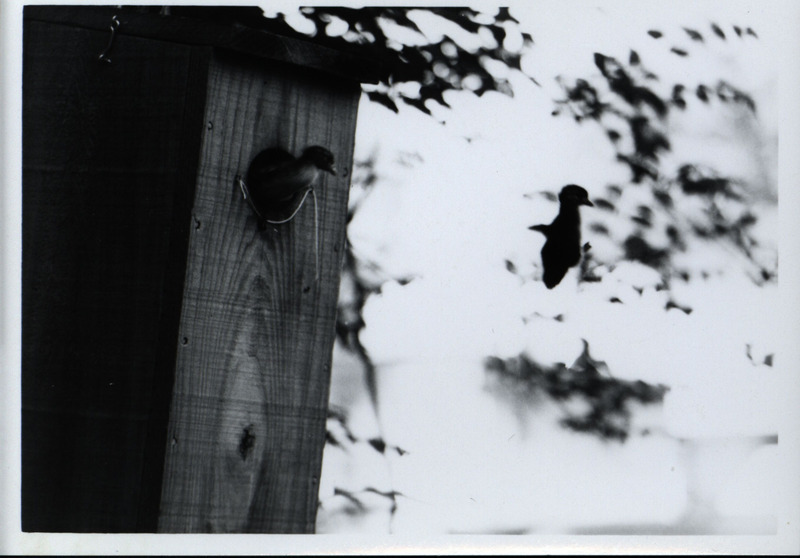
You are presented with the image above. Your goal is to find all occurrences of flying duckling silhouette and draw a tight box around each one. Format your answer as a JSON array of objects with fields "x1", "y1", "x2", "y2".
[{"x1": 529, "y1": 184, "x2": 594, "y2": 289}]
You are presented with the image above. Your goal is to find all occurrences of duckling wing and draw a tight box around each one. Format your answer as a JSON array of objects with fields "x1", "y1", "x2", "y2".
[
  {"x1": 540, "y1": 240, "x2": 572, "y2": 289},
  {"x1": 247, "y1": 147, "x2": 295, "y2": 186}
]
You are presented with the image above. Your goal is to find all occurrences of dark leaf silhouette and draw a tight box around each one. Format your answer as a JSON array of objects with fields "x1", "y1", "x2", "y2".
[
  {"x1": 160, "y1": 6, "x2": 538, "y2": 116},
  {"x1": 654, "y1": 190, "x2": 673, "y2": 208},
  {"x1": 733, "y1": 25, "x2": 743, "y2": 37},
  {"x1": 593, "y1": 53, "x2": 666, "y2": 116},
  {"x1": 624, "y1": 235, "x2": 669, "y2": 268},
  {"x1": 711, "y1": 22, "x2": 726, "y2": 39},
  {"x1": 632, "y1": 205, "x2": 653, "y2": 228},
  {"x1": 683, "y1": 27, "x2": 704, "y2": 41},
  {"x1": 617, "y1": 153, "x2": 659, "y2": 183},
  {"x1": 485, "y1": 342, "x2": 669, "y2": 442},
  {"x1": 629, "y1": 49, "x2": 640, "y2": 65},
  {"x1": 325, "y1": 431, "x2": 342, "y2": 448},
  {"x1": 763, "y1": 354, "x2": 774, "y2": 367},
  {"x1": 671, "y1": 47, "x2": 689, "y2": 57},
  {"x1": 666, "y1": 224, "x2": 682, "y2": 244},
  {"x1": 696, "y1": 84, "x2": 709, "y2": 102},
  {"x1": 368, "y1": 437, "x2": 387, "y2": 454},
  {"x1": 630, "y1": 116, "x2": 670, "y2": 159},
  {"x1": 592, "y1": 198, "x2": 616, "y2": 211},
  {"x1": 671, "y1": 83, "x2": 687, "y2": 109},
  {"x1": 717, "y1": 81, "x2": 756, "y2": 112},
  {"x1": 677, "y1": 164, "x2": 735, "y2": 197},
  {"x1": 665, "y1": 300, "x2": 693, "y2": 314},
  {"x1": 647, "y1": 29, "x2": 663, "y2": 38},
  {"x1": 367, "y1": 91, "x2": 399, "y2": 113},
  {"x1": 563, "y1": 78, "x2": 605, "y2": 120},
  {"x1": 746, "y1": 27, "x2": 758, "y2": 38}
]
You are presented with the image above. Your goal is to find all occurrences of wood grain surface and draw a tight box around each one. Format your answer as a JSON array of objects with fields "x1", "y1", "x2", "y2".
[{"x1": 157, "y1": 51, "x2": 360, "y2": 533}]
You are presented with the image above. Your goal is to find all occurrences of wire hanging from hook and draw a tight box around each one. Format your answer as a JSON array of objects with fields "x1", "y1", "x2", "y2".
[
  {"x1": 237, "y1": 175, "x2": 321, "y2": 282},
  {"x1": 98, "y1": 15, "x2": 120, "y2": 63}
]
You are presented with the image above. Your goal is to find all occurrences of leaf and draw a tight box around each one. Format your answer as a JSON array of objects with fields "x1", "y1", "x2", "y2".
[
  {"x1": 665, "y1": 300, "x2": 692, "y2": 314},
  {"x1": 401, "y1": 95, "x2": 432, "y2": 115},
  {"x1": 623, "y1": 235, "x2": 669, "y2": 268},
  {"x1": 495, "y1": 7, "x2": 519, "y2": 23},
  {"x1": 325, "y1": 430, "x2": 342, "y2": 448},
  {"x1": 654, "y1": 190, "x2": 673, "y2": 207},
  {"x1": 647, "y1": 29, "x2": 663, "y2": 38},
  {"x1": 488, "y1": 25, "x2": 507, "y2": 46},
  {"x1": 733, "y1": 25, "x2": 743, "y2": 37},
  {"x1": 671, "y1": 84, "x2": 686, "y2": 109},
  {"x1": 617, "y1": 154, "x2": 659, "y2": 183},
  {"x1": 670, "y1": 47, "x2": 688, "y2": 57},
  {"x1": 381, "y1": 8, "x2": 423, "y2": 34},
  {"x1": 504, "y1": 259, "x2": 517, "y2": 274},
  {"x1": 717, "y1": 81, "x2": 756, "y2": 112},
  {"x1": 696, "y1": 84, "x2": 709, "y2": 102},
  {"x1": 683, "y1": 27, "x2": 704, "y2": 41},
  {"x1": 430, "y1": 7, "x2": 482, "y2": 33},
  {"x1": 763, "y1": 354, "x2": 774, "y2": 367},
  {"x1": 629, "y1": 49, "x2": 640, "y2": 65},
  {"x1": 677, "y1": 164, "x2": 733, "y2": 196},
  {"x1": 593, "y1": 52, "x2": 609, "y2": 73},
  {"x1": 746, "y1": 27, "x2": 758, "y2": 38},
  {"x1": 593, "y1": 198, "x2": 615, "y2": 211},
  {"x1": 419, "y1": 84, "x2": 450, "y2": 108},
  {"x1": 367, "y1": 90, "x2": 399, "y2": 112},
  {"x1": 711, "y1": 22, "x2": 726, "y2": 39},
  {"x1": 368, "y1": 437, "x2": 387, "y2": 454}
]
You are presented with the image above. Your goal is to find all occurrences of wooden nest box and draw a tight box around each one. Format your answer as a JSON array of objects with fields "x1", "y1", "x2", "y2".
[{"x1": 22, "y1": 6, "x2": 383, "y2": 533}]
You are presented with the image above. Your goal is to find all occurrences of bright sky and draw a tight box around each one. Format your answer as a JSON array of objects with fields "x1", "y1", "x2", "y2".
[{"x1": 318, "y1": 0, "x2": 794, "y2": 539}]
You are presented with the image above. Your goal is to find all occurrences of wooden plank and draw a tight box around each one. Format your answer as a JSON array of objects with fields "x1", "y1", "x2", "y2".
[
  {"x1": 21, "y1": 20, "x2": 209, "y2": 531},
  {"x1": 24, "y1": 5, "x2": 385, "y2": 85},
  {"x1": 157, "y1": 51, "x2": 360, "y2": 533}
]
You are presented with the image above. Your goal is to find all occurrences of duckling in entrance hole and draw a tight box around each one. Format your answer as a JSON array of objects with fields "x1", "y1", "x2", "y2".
[{"x1": 240, "y1": 145, "x2": 337, "y2": 229}]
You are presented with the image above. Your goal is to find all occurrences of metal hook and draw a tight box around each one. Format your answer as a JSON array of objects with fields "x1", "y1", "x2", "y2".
[{"x1": 98, "y1": 15, "x2": 120, "y2": 63}]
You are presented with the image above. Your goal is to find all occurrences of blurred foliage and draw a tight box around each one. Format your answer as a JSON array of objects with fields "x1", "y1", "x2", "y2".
[
  {"x1": 334, "y1": 155, "x2": 414, "y2": 419},
  {"x1": 150, "y1": 5, "x2": 536, "y2": 115},
  {"x1": 485, "y1": 340, "x2": 669, "y2": 442},
  {"x1": 326, "y1": 406, "x2": 408, "y2": 457},
  {"x1": 551, "y1": 23, "x2": 775, "y2": 287}
]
